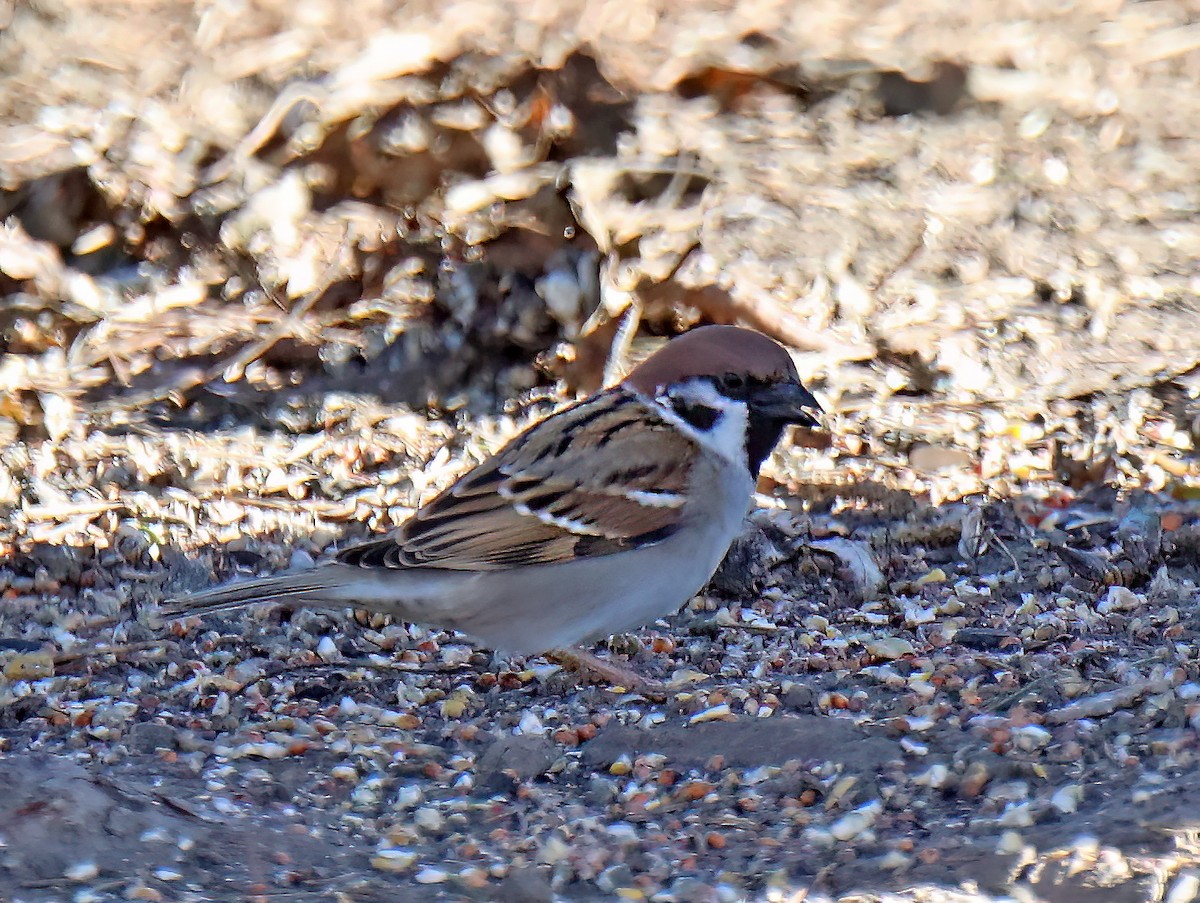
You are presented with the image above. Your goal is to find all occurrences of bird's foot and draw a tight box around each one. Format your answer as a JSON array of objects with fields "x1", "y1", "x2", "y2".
[{"x1": 546, "y1": 647, "x2": 667, "y2": 700}]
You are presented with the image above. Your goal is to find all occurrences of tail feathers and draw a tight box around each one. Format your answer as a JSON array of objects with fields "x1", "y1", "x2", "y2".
[{"x1": 160, "y1": 571, "x2": 341, "y2": 619}]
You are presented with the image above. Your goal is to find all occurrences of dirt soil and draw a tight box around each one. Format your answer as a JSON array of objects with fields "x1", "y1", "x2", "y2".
[{"x1": 3, "y1": 1, "x2": 1200, "y2": 901}]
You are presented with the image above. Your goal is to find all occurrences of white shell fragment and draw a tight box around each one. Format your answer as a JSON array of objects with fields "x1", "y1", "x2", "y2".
[{"x1": 809, "y1": 539, "x2": 885, "y2": 598}]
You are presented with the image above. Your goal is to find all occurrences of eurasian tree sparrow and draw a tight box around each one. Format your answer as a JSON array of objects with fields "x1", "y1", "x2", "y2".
[{"x1": 162, "y1": 325, "x2": 822, "y2": 656}]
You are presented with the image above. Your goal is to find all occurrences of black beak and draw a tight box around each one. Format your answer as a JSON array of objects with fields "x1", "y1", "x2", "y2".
[{"x1": 752, "y1": 380, "x2": 824, "y2": 428}]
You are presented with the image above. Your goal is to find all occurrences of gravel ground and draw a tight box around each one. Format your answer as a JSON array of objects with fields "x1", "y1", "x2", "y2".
[{"x1": 3, "y1": 1, "x2": 1200, "y2": 901}]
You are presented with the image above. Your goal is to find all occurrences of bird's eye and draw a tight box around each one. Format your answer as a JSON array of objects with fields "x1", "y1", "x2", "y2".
[{"x1": 721, "y1": 373, "x2": 746, "y2": 392}]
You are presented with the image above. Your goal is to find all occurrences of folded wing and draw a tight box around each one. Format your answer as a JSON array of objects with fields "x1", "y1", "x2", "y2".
[{"x1": 338, "y1": 389, "x2": 699, "y2": 571}]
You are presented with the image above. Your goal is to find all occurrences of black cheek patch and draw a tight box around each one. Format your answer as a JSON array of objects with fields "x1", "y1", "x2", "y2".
[{"x1": 669, "y1": 398, "x2": 721, "y2": 432}]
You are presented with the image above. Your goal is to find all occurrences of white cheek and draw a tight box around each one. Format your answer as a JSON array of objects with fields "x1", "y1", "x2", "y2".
[
  {"x1": 703, "y1": 399, "x2": 748, "y2": 463},
  {"x1": 656, "y1": 379, "x2": 748, "y2": 465}
]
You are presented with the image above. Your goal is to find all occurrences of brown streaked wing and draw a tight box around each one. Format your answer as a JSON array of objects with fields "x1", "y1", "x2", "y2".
[{"x1": 336, "y1": 388, "x2": 700, "y2": 572}]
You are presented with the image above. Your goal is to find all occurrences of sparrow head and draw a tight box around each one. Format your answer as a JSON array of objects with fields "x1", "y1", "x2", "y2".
[{"x1": 626, "y1": 325, "x2": 823, "y2": 474}]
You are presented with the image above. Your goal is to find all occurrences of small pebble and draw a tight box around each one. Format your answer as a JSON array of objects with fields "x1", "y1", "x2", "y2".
[
  {"x1": 690, "y1": 703, "x2": 733, "y2": 724},
  {"x1": 1166, "y1": 872, "x2": 1200, "y2": 903},
  {"x1": 538, "y1": 835, "x2": 571, "y2": 865},
  {"x1": 866, "y1": 637, "x2": 915, "y2": 660},
  {"x1": 413, "y1": 807, "x2": 444, "y2": 832},
  {"x1": 1012, "y1": 725, "x2": 1052, "y2": 751},
  {"x1": 830, "y1": 802, "x2": 881, "y2": 840},
  {"x1": 996, "y1": 830, "x2": 1026, "y2": 854},
  {"x1": 997, "y1": 802, "x2": 1035, "y2": 827},
  {"x1": 917, "y1": 763, "x2": 950, "y2": 788},
  {"x1": 124, "y1": 884, "x2": 163, "y2": 901},
  {"x1": 610, "y1": 755, "x2": 632, "y2": 776},
  {"x1": 1051, "y1": 784, "x2": 1083, "y2": 814},
  {"x1": 65, "y1": 861, "x2": 100, "y2": 881},
  {"x1": 879, "y1": 849, "x2": 912, "y2": 870},
  {"x1": 517, "y1": 711, "x2": 544, "y2": 735},
  {"x1": 316, "y1": 636, "x2": 339, "y2": 662},
  {"x1": 3, "y1": 652, "x2": 55, "y2": 680},
  {"x1": 371, "y1": 849, "x2": 416, "y2": 873},
  {"x1": 394, "y1": 784, "x2": 424, "y2": 808},
  {"x1": 414, "y1": 866, "x2": 449, "y2": 884},
  {"x1": 900, "y1": 737, "x2": 929, "y2": 756}
]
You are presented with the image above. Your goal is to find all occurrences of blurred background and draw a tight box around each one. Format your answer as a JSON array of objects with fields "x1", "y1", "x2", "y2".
[
  {"x1": 4, "y1": 4, "x2": 1200, "y2": 900},
  {"x1": 3, "y1": 1, "x2": 1199, "y2": 522}
]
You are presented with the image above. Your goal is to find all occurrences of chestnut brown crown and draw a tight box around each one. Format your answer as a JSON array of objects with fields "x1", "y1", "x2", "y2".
[{"x1": 625, "y1": 325, "x2": 802, "y2": 396}]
